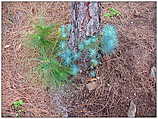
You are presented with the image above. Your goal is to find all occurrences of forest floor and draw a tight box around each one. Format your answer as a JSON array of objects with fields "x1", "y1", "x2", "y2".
[{"x1": 2, "y1": 2, "x2": 156, "y2": 117}]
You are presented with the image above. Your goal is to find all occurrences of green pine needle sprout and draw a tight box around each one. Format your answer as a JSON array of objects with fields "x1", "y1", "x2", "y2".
[
  {"x1": 104, "y1": 8, "x2": 121, "y2": 18},
  {"x1": 34, "y1": 57, "x2": 72, "y2": 87},
  {"x1": 12, "y1": 100, "x2": 25, "y2": 109},
  {"x1": 26, "y1": 19, "x2": 72, "y2": 87}
]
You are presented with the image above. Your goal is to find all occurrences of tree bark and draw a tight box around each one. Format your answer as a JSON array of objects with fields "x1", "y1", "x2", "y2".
[
  {"x1": 69, "y1": 2, "x2": 101, "y2": 52},
  {"x1": 68, "y1": 2, "x2": 101, "y2": 71}
]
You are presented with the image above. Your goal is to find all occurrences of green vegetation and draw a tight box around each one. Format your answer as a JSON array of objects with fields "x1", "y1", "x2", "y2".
[
  {"x1": 12, "y1": 100, "x2": 25, "y2": 117},
  {"x1": 58, "y1": 24, "x2": 118, "y2": 78},
  {"x1": 34, "y1": 57, "x2": 72, "y2": 86},
  {"x1": 12, "y1": 100, "x2": 25, "y2": 109},
  {"x1": 26, "y1": 20, "x2": 73, "y2": 87},
  {"x1": 104, "y1": 8, "x2": 121, "y2": 18},
  {"x1": 26, "y1": 18, "x2": 118, "y2": 87}
]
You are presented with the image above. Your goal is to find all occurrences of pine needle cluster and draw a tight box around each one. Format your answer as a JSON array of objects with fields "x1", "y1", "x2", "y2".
[
  {"x1": 26, "y1": 18, "x2": 119, "y2": 87},
  {"x1": 26, "y1": 20, "x2": 72, "y2": 87}
]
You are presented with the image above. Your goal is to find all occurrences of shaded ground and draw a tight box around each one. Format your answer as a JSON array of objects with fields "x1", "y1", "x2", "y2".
[{"x1": 2, "y1": 2, "x2": 156, "y2": 117}]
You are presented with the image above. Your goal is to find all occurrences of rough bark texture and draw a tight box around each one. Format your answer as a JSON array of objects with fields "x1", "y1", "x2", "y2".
[{"x1": 69, "y1": 2, "x2": 101, "y2": 52}]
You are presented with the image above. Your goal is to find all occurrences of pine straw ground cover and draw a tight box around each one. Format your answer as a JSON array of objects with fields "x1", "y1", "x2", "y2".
[
  {"x1": 2, "y1": 2, "x2": 70, "y2": 117},
  {"x1": 2, "y1": 1, "x2": 156, "y2": 117}
]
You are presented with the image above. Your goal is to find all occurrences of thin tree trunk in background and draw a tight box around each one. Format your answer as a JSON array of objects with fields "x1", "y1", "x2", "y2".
[{"x1": 69, "y1": 2, "x2": 101, "y2": 52}]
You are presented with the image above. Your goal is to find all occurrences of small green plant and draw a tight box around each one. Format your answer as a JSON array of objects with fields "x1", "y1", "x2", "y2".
[
  {"x1": 104, "y1": 8, "x2": 121, "y2": 18},
  {"x1": 34, "y1": 57, "x2": 72, "y2": 86},
  {"x1": 26, "y1": 19, "x2": 73, "y2": 87},
  {"x1": 58, "y1": 24, "x2": 118, "y2": 78},
  {"x1": 101, "y1": 24, "x2": 118, "y2": 54},
  {"x1": 12, "y1": 100, "x2": 25, "y2": 109},
  {"x1": 26, "y1": 18, "x2": 119, "y2": 87},
  {"x1": 12, "y1": 100, "x2": 25, "y2": 117}
]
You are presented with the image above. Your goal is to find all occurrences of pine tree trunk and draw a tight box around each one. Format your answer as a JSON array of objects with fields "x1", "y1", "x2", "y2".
[
  {"x1": 69, "y1": 2, "x2": 101, "y2": 52},
  {"x1": 68, "y1": 2, "x2": 101, "y2": 70}
]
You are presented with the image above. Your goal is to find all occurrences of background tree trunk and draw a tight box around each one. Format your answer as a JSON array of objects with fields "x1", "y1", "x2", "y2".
[
  {"x1": 69, "y1": 2, "x2": 101, "y2": 52},
  {"x1": 68, "y1": 2, "x2": 101, "y2": 70}
]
